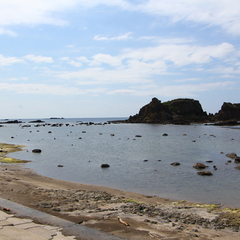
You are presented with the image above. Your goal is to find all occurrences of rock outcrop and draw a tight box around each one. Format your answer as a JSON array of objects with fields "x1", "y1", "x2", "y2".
[
  {"x1": 127, "y1": 98, "x2": 207, "y2": 124},
  {"x1": 214, "y1": 102, "x2": 240, "y2": 121},
  {"x1": 126, "y1": 98, "x2": 240, "y2": 124}
]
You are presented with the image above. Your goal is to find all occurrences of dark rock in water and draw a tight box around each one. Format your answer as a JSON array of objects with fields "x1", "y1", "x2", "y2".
[
  {"x1": 58, "y1": 165, "x2": 63, "y2": 167},
  {"x1": 197, "y1": 171, "x2": 213, "y2": 176},
  {"x1": 212, "y1": 120, "x2": 239, "y2": 126},
  {"x1": 135, "y1": 135, "x2": 142, "y2": 137},
  {"x1": 193, "y1": 163, "x2": 207, "y2": 169},
  {"x1": 32, "y1": 149, "x2": 42, "y2": 153},
  {"x1": 29, "y1": 120, "x2": 45, "y2": 123},
  {"x1": 206, "y1": 161, "x2": 213, "y2": 163},
  {"x1": 143, "y1": 160, "x2": 148, "y2": 162},
  {"x1": 235, "y1": 157, "x2": 240, "y2": 163},
  {"x1": 226, "y1": 153, "x2": 237, "y2": 159},
  {"x1": 101, "y1": 164, "x2": 110, "y2": 168},
  {"x1": 171, "y1": 162, "x2": 180, "y2": 166},
  {"x1": 0, "y1": 120, "x2": 22, "y2": 124},
  {"x1": 163, "y1": 133, "x2": 168, "y2": 136}
]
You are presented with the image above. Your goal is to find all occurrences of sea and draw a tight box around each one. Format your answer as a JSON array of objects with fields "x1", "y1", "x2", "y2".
[{"x1": 0, "y1": 117, "x2": 240, "y2": 207}]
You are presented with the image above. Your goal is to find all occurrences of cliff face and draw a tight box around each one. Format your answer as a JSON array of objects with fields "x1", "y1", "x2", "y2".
[
  {"x1": 127, "y1": 98, "x2": 207, "y2": 124},
  {"x1": 214, "y1": 102, "x2": 240, "y2": 121}
]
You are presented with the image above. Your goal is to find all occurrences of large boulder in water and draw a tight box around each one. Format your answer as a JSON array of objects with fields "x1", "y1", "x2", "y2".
[
  {"x1": 101, "y1": 164, "x2": 110, "y2": 168},
  {"x1": 235, "y1": 157, "x2": 240, "y2": 163},
  {"x1": 171, "y1": 162, "x2": 180, "y2": 166},
  {"x1": 32, "y1": 149, "x2": 42, "y2": 153},
  {"x1": 226, "y1": 153, "x2": 237, "y2": 159},
  {"x1": 193, "y1": 163, "x2": 208, "y2": 169}
]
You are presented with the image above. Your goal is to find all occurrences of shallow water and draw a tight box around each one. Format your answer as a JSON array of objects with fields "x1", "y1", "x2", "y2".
[{"x1": 1, "y1": 118, "x2": 240, "y2": 207}]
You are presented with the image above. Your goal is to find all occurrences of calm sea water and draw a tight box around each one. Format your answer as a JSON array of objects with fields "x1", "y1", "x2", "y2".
[{"x1": 1, "y1": 118, "x2": 240, "y2": 207}]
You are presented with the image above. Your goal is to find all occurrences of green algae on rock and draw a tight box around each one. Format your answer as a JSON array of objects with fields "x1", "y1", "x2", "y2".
[
  {"x1": 0, "y1": 157, "x2": 30, "y2": 164},
  {"x1": 0, "y1": 143, "x2": 30, "y2": 164}
]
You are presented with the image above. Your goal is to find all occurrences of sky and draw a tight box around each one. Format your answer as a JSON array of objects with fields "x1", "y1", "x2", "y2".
[{"x1": 0, "y1": 0, "x2": 240, "y2": 119}]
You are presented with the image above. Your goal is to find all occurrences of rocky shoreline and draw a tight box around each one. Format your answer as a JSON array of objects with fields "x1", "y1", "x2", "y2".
[{"x1": 0, "y1": 143, "x2": 240, "y2": 239}]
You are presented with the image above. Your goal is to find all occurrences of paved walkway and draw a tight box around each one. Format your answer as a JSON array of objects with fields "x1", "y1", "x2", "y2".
[
  {"x1": 0, "y1": 210, "x2": 76, "y2": 240},
  {"x1": 0, "y1": 198, "x2": 128, "y2": 240}
]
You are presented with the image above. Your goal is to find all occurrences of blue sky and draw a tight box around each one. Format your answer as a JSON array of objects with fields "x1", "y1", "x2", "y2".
[{"x1": 0, "y1": 0, "x2": 239, "y2": 118}]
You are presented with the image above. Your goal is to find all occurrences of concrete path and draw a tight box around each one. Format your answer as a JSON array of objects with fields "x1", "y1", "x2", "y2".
[
  {"x1": 0, "y1": 198, "x2": 128, "y2": 240},
  {"x1": 0, "y1": 210, "x2": 76, "y2": 240}
]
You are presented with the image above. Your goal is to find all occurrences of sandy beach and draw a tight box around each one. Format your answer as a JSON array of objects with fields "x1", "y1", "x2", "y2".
[{"x1": 0, "y1": 143, "x2": 240, "y2": 239}]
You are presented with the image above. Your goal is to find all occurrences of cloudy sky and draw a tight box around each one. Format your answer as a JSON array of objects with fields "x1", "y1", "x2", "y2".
[{"x1": 0, "y1": 0, "x2": 239, "y2": 118}]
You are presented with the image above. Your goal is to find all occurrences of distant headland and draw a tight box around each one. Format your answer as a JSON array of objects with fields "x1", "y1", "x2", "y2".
[{"x1": 126, "y1": 98, "x2": 240, "y2": 125}]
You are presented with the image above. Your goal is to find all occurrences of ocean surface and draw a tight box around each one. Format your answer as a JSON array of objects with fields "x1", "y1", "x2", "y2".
[{"x1": 0, "y1": 117, "x2": 240, "y2": 207}]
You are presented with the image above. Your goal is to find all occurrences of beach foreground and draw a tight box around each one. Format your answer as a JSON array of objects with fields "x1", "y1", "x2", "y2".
[
  {"x1": 0, "y1": 165, "x2": 239, "y2": 240},
  {"x1": 0, "y1": 144, "x2": 240, "y2": 239}
]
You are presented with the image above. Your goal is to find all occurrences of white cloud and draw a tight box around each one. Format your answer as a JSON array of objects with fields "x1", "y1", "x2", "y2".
[
  {"x1": 56, "y1": 42, "x2": 235, "y2": 86},
  {"x1": 8, "y1": 77, "x2": 28, "y2": 81},
  {"x1": 0, "y1": 1, "x2": 239, "y2": 37},
  {"x1": 68, "y1": 61, "x2": 82, "y2": 67},
  {"x1": 174, "y1": 78, "x2": 201, "y2": 83},
  {"x1": 24, "y1": 54, "x2": 53, "y2": 63},
  {"x1": 90, "y1": 54, "x2": 122, "y2": 66},
  {"x1": 0, "y1": 83, "x2": 84, "y2": 95},
  {"x1": 138, "y1": 36, "x2": 194, "y2": 44},
  {"x1": 133, "y1": 0, "x2": 240, "y2": 35},
  {"x1": 108, "y1": 81, "x2": 235, "y2": 98},
  {"x1": 0, "y1": 0, "x2": 73, "y2": 27},
  {"x1": 122, "y1": 42, "x2": 234, "y2": 67},
  {"x1": 0, "y1": 27, "x2": 17, "y2": 36},
  {"x1": 60, "y1": 57, "x2": 70, "y2": 61},
  {"x1": 208, "y1": 66, "x2": 240, "y2": 75},
  {"x1": 76, "y1": 56, "x2": 90, "y2": 63},
  {"x1": 94, "y1": 32, "x2": 133, "y2": 41},
  {"x1": 0, "y1": 54, "x2": 23, "y2": 66}
]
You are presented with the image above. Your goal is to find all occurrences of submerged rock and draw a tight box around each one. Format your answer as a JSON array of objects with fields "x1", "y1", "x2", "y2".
[{"x1": 197, "y1": 171, "x2": 213, "y2": 176}]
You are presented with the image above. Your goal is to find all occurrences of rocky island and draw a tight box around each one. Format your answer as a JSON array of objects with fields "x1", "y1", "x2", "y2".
[{"x1": 126, "y1": 97, "x2": 240, "y2": 125}]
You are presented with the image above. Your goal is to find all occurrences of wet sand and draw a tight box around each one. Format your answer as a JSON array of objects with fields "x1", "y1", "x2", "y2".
[{"x1": 0, "y1": 143, "x2": 240, "y2": 239}]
